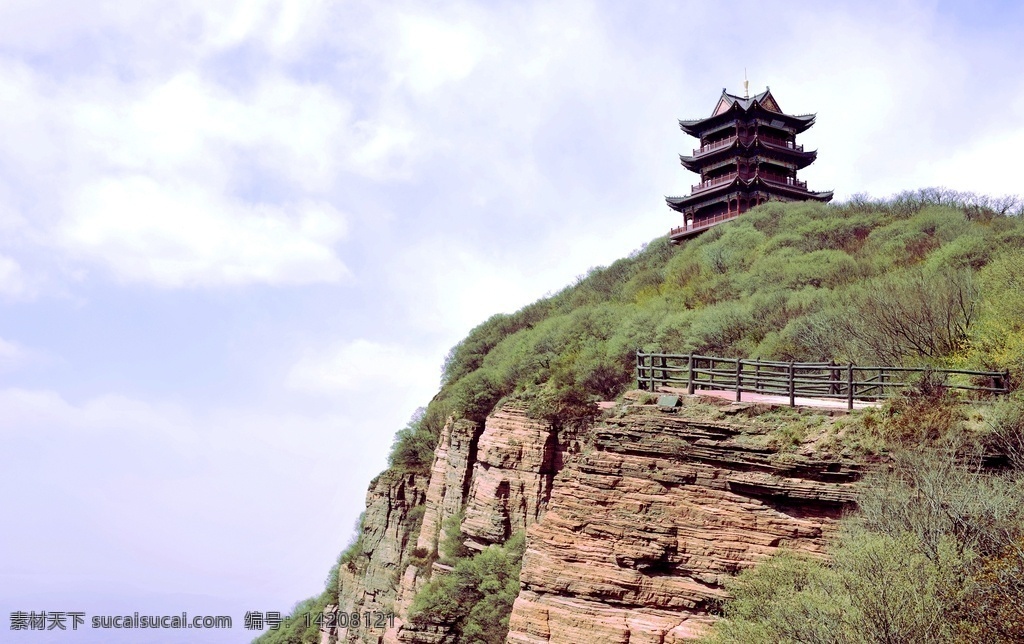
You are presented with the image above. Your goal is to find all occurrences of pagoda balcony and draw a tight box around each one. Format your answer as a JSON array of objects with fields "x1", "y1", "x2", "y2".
[
  {"x1": 670, "y1": 210, "x2": 741, "y2": 239},
  {"x1": 760, "y1": 173, "x2": 807, "y2": 189},
  {"x1": 693, "y1": 136, "x2": 738, "y2": 155},
  {"x1": 758, "y1": 135, "x2": 803, "y2": 151},
  {"x1": 692, "y1": 172, "x2": 738, "y2": 192}
]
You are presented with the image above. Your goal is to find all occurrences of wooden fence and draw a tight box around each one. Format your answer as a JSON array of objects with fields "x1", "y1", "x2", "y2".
[{"x1": 635, "y1": 352, "x2": 1010, "y2": 410}]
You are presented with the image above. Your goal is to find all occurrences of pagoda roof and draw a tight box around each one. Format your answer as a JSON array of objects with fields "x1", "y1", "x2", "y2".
[
  {"x1": 717, "y1": 88, "x2": 774, "y2": 112},
  {"x1": 679, "y1": 87, "x2": 816, "y2": 136},
  {"x1": 679, "y1": 137, "x2": 818, "y2": 171},
  {"x1": 665, "y1": 175, "x2": 833, "y2": 212}
]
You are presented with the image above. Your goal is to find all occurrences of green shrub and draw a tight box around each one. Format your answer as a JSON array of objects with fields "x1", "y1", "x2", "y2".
[
  {"x1": 856, "y1": 449, "x2": 1024, "y2": 561},
  {"x1": 878, "y1": 373, "x2": 965, "y2": 445},
  {"x1": 969, "y1": 249, "x2": 1024, "y2": 385},
  {"x1": 984, "y1": 397, "x2": 1024, "y2": 468},
  {"x1": 958, "y1": 535, "x2": 1024, "y2": 642},
  {"x1": 704, "y1": 447, "x2": 1024, "y2": 644},
  {"x1": 440, "y1": 512, "x2": 472, "y2": 563},
  {"x1": 388, "y1": 411, "x2": 440, "y2": 474},
  {"x1": 704, "y1": 532, "x2": 966, "y2": 644},
  {"x1": 837, "y1": 267, "x2": 977, "y2": 365},
  {"x1": 409, "y1": 532, "x2": 526, "y2": 644}
]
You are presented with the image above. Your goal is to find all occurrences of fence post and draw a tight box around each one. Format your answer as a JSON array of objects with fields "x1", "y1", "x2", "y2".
[
  {"x1": 735, "y1": 359, "x2": 742, "y2": 402},
  {"x1": 687, "y1": 353, "x2": 695, "y2": 395},
  {"x1": 847, "y1": 363, "x2": 854, "y2": 410},
  {"x1": 755, "y1": 358, "x2": 761, "y2": 392},
  {"x1": 1003, "y1": 370, "x2": 1011, "y2": 394},
  {"x1": 649, "y1": 353, "x2": 655, "y2": 391},
  {"x1": 788, "y1": 361, "x2": 795, "y2": 407},
  {"x1": 636, "y1": 350, "x2": 642, "y2": 389}
]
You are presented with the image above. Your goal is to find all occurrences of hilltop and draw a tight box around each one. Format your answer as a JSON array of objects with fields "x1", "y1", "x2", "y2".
[{"x1": 258, "y1": 189, "x2": 1024, "y2": 643}]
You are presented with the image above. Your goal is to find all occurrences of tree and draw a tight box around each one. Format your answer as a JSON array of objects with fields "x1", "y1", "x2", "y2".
[{"x1": 839, "y1": 267, "x2": 977, "y2": 365}]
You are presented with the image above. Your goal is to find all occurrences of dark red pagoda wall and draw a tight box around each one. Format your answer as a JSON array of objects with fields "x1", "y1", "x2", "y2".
[
  {"x1": 689, "y1": 193, "x2": 774, "y2": 223},
  {"x1": 689, "y1": 200, "x2": 729, "y2": 223}
]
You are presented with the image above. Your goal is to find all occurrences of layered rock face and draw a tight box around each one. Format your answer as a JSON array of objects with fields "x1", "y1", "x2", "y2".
[
  {"x1": 462, "y1": 406, "x2": 580, "y2": 547},
  {"x1": 334, "y1": 470, "x2": 429, "y2": 644},
  {"x1": 331, "y1": 397, "x2": 861, "y2": 644},
  {"x1": 506, "y1": 403, "x2": 861, "y2": 643},
  {"x1": 388, "y1": 417, "x2": 480, "y2": 644},
  {"x1": 392, "y1": 406, "x2": 575, "y2": 643},
  {"x1": 329, "y1": 406, "x2": 574, "y2": 644},
  {"x1": 416, "y1": 418, "x2": 479, "y2": 555}
]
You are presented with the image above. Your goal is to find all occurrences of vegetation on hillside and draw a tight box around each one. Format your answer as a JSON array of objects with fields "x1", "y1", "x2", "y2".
[{"x1": 390, "y1": 189, "x2": 1024, "y2": 477}]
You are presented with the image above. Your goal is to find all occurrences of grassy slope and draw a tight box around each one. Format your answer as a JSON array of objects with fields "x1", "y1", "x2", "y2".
[{"x1": 257, "y1": 190, "x2": 1024, "y2": 643}]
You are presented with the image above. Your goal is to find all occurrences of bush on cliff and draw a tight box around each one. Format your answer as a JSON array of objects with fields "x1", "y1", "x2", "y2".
[
  {"x1": 408, "y1": 531, "x2": 526, "y2": 644},
  {"x1": 706, "y1": 532, "x2": 968, "y2": 644},
  {"x1": 702, "y1": 446, "x2": 1024, "y2": 644}
]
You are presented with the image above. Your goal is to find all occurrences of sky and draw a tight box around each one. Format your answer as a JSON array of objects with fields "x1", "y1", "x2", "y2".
[{"x1": 1, "y1": 0, "x2": 1023, "y2": 642}]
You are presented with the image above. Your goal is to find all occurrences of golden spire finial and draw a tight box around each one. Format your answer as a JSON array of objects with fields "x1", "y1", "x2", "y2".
[{"x1": 744, "y1": 68, "x2": 749, "y2": 99}]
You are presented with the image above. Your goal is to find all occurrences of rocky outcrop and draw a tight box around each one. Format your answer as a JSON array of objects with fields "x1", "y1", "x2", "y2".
[
  {"x1": 416, "y1": 418, "x2": 479, "y2": 555},
  {"x1": 386, "y1": 417, "x2": 480, "y2": 644},
  {"x1": 333, "y1": 470, "x2": 428, "y2": 643},
  {"x1": 331, "y1": 396, "x2": 863, "y2": 644},
  {"x1": 390, "y1": 406, "x2": 576, "y2": 643},
  {"x1": 461, "y1": 407, "x2": 580, "y2": 547},
  {"x1": 506, "y1": 402, "x2": 862, "y2": 643}
]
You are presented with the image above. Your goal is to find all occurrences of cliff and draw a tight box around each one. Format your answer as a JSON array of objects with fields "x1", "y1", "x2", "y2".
[{"x1": 323, "y1": 393, "x2": 860, "y2": 643}]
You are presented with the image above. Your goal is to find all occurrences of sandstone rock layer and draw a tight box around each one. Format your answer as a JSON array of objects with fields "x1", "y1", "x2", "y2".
[
  {"x1": 462, "y1": 406, "x2": 579, "y2": 547},
  {"x1": 506, "y1": 407, "x2": 861, "y2": 643}
]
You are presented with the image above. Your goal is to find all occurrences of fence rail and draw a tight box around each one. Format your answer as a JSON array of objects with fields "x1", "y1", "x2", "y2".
[{"x1": 636, "y1": 352, "x2": 1010, "y2": 410}]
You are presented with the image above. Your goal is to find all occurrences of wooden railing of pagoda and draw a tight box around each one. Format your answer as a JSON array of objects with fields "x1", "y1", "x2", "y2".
[
  {"x1": 760, "y1": 174, "x2": 808, "y2": 189},
  {"x1": 669, "y1": 211, "x2": 741, "y2": 238},
  {"x1": 693, "y1": 136, "x2": 738, "y2": 156},
  {"x1": 758, "y1": 135, "x2": 804, "y2": 151},
  {"x1": 692, "y1": 172, "x2": 738, "y2": 193},
  {"x1": 635, "y1": 352, "x2": 1010, "y2": 410}
]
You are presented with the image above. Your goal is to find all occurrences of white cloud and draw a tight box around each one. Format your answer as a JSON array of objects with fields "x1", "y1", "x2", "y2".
[
  {"x1": 391, "y1": 12, "x2": 489, "y2": 95},
  {"x1": 286, "y1": 338, "x2": 440, "y2": 394},
  {"x1": 0, "y1": 63, "x2": 380, "y2": 289},
  {"x1": 0, "y1": 336, "x2": 30, "y2": 370},
  {"x1": 0, "y1": 0, "x2": 326, "y2": 61},
  {"x1": 0, "y1": 254, "x2": 29, "y2": 297},
  {"x1": 914, "y1": 82, "x2": 1024, "y2": 197},
  {"x1": 61, "y1": 175, "x2": 349, "y2": 287}
]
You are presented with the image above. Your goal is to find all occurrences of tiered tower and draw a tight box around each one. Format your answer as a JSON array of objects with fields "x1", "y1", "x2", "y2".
[{"x1": 666, "y1": 87, "x2": 832, "y2": 241}]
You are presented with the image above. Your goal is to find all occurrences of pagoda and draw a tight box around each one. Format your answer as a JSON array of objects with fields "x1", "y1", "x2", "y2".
[{"x1": 666, "y1": 86, "x2": 832, "y2": 242}]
